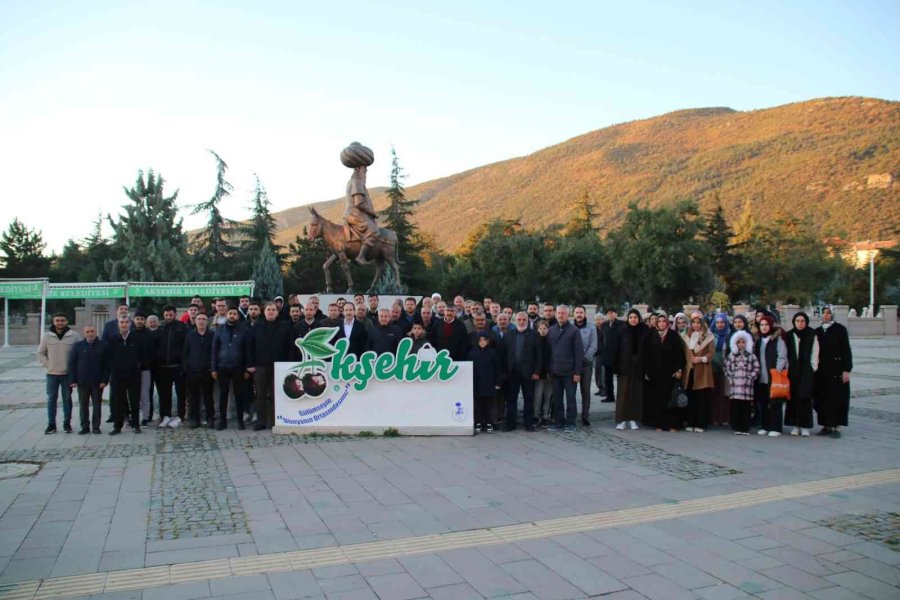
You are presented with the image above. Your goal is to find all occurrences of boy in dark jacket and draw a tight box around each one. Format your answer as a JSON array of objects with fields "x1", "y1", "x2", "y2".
[
  {"x1": 68, "y1": 324, "x2": 109, "y2": 434},
  {"x1": 469, "y1": 334, "x2": 501, "y2": 433}
]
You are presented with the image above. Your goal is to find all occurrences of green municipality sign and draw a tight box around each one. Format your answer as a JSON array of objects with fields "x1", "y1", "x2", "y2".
[
  {"x1": 0, "y1": 280, "x2": 45, "y2": 299},
  {"x1": 128, "y1": 282, "x2": 253, "y2": 298},
  {"x1": 48, "y1": 285, "x2": 127, "y2": 299}
]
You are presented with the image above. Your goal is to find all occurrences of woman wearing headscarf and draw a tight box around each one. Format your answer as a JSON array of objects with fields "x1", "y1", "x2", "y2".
[
  {"x1": 754, "y1": 315, "x2": 788, "y2": 436},
  {"x1": 642, "y1": 312, "x2": 685, "y2": 431},
  {"x1": 711, "y1": 312, "x2": 732, "y2": 427},
  {"x1": 681, "y1": 311, "x2": 715, "y2": 432},
  {"x1": 785, "y1": 311, "x2": 819, "y2": 437},
  {"x1": 614, "y1": 308, "x2": 646, "y2": 431},
  {"x1": 673, "y1": 313, "x2": 689, "y2": 336},
  {"x1": 814, "y1": 305, "x2": 852, "y2": 438}
]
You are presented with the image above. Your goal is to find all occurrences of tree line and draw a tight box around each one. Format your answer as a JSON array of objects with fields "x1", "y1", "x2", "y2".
[{"x1": 1, "y1": 149, "x2": 897, "y2": 312}]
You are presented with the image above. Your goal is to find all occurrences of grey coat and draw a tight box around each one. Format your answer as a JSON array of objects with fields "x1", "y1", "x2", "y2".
[{"x1": 547, "y1": 321, "x2": 585, "y2": 377}]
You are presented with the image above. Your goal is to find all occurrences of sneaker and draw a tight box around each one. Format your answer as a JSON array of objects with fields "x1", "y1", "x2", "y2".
[
  {"x1": 629, "y1": 421, "x2": 639, "y2": 430},
  {"x1": 733, "y1": 431, "x2": 742, "y2": 435},
  {"x1": 790, "y1": 427, "x2": 800, "y2": 436},
  {"x1": 768, "y1": 431, "x2": 781, "y2": 437},
  {"x1": 616, "y1": 422, "x2": 627, "y2": 431},
  {"x1": 485, "y1": 424, "x2": 494, "y2": 433},
  {"x1": 159, "y1": 416, "x2": 171, "y2": 428},
  {"x1": 684, "y1": 427, "x2": 695, "y2": 432},
  {"x1": 800, "y1": 428, "x2": 811, "y2": 437},
  {"x1": 757, "y1": 429, "x2": 768, "y2": 435},
  {"x1": 693, "y1": 427, "x2": 704, "y2": 433},
  {"x1": 63, "y1": 423, "x2": 72, "y2": 433},
  {"x1": 564, "y1": 424, "x2": 577, "y2": 432},
  {"x1": 44, "y1": 425, "x2": 56, "y2": 435},
  {"x1": 167, "y1": 417, "x2": 181, "y2": 429},
  {"x1": 133, "y1": 426, "x2": 141, "y2": 433},
  {"x1": 830, "y1": 429, "x2": 842, "y2": 439},
  {"x1": 547, "y1": 423, "x2": 564, "y2": 431}
]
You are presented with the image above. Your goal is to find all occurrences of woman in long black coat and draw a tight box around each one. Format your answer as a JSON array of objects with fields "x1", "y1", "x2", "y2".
[
  {"x1": 614, "y1": 309, "x2": 647, "y2": 430},
  {"x1": 642, "y1": 313, "x2": 686, "y2": 431},
  {"x1": 815, "y1": 306, "x2": 852, "y2": 438},
  {"x1": 785, "y1": 311, "x2": 819, "y2": 437}
]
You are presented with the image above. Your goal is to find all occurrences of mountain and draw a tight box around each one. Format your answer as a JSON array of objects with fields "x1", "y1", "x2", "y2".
[{"x1": 273, "y1": 97, "x2": 899, "y2": 253}]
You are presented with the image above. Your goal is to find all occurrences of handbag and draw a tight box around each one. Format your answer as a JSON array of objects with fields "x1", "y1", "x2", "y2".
[
  {"x1": 769, "y1": 369, "x2": 791, "y2": 400},
  {"x1": 670, "y1": 383, "x2": 688, "y2": 408}
]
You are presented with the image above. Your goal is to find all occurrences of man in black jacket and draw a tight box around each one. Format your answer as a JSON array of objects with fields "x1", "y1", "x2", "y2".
[
  {"x1": 212, "y1": 307, "x2": 251, "y2": 430},
  {"x1": 335, "y1": 303, "x2": 367, "y2": 358},
  {"x1": 155, "y1": 306, "x2": 188, "y2": 427},
  {"x1": 248, "y1": 302, "x2": 289, "y2": 431},
  {"x1": 503, "y1": 312, "x2": 542, "y2": 431},
  {"x1": 68, "y1": 324, "x2": 109, "y2": 434},
  {"x1": 433, "y1": 307, "x2": 470, "y2": 361},
  {"x1": 598, "y1": 308, "x2": 624, "y2": 403},
  {"x1": 183, "y1": 313, "x2": 215, "y2": 428},
  {"x1": 108, "y1": 316, "x2": 143, "y2": 434},
  {"x1": 367, "y1": 309, "x2": 404, "y2": 354}
]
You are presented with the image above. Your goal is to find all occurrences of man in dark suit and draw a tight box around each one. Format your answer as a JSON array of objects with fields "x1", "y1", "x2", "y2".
[
  {"x1": 432, "y1": 307, "x2": 470, "y2": 361},
  {"x1": 248, "y1": 302, "x2": 290, "y2": 431},
  {"x1": 335, "y1": 303, "x2": 368, "y2": 358},
  {"x1": 503, "y1": 312, "x2": 542, "y2": 431}
]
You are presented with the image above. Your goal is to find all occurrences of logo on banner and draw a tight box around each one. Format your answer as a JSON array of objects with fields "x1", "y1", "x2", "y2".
[{"x1": 277, "y1": 328, "x2": 461, "y2": 426}]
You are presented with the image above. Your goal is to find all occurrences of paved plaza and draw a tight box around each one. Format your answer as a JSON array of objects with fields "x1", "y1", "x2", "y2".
[{"x1": 0, "y1": 338, "x2": 898, "y2": 600}]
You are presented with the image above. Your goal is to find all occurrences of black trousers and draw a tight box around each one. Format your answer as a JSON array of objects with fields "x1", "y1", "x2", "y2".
[
  {"x1": 217, "y1": 367, "x2": 247, "y2": 425},
  {"x1": 686, "y1": 388, "x2": 711, "y2": 429},
  {"x1": 731, "y1": 400, "x2": 752, "y2": 433},
  {"x1": 186, "y1": 371, "x2": 214, "y2": 424},
  {"x1": 77, "y1": 384, "x2": 103, "y2": 431},
  {"x1": 785, "y1": 396, "x2": 813, "y2": 429},
  {"x1": 156, "y1": 366, "x2": 186, "y2": 420},
  {"x1": 111, "y1": 371, "x2": 141, "y2": 429},
  {"x1": 506, "y1": 372, "x2": 534, "y2": 429},
  {"x1": 253, "y1": 367, "x2": 275, "y2": 428},
  {"x1": 475, "y1": 395, "x2": 493, "y2": 427},
  {"x1": 604, "y1": 366, "x2": 615, "y2": 400},
  {"x1": 754, "y1": 383, "x2": 784, "y2": 432}
]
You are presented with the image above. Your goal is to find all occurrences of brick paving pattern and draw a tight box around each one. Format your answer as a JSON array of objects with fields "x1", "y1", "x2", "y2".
[{"x1": 819, "y1": 511, "x2": 900, "y2": 549}]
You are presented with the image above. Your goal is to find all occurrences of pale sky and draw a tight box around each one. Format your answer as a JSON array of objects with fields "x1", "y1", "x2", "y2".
[{"x1": 1, "y1": 0, "x2": 898, "y2": 251}]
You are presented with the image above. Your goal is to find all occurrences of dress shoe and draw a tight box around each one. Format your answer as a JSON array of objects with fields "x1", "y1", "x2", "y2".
[
  {"x1": 109, "y1": 428, "x2": 121, "y2": 435},
  {"x1": 78, "y1": 428, "x2": 90, "y2": 435},
  {"x1": 253, "y1": 423, "x2": 267, "y2": 431}
]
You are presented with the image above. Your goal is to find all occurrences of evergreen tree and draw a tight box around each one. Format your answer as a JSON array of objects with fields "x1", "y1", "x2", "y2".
[
  {"x1": 238, "y1": 174, "x2": 282, "y2": 269},
  {"x1": 701, "y1": 196, "x2": 736, "y2": 292},
  {"x1": 191, "y1": 150, "x2": 237, "y2": 280},
  {"x1": 564, "y1": 189, "x2": 598, "y2": 237},
  {"x1": 107, "y1": 170, "x2": 191, "y2": 282},
  {"x1": 251, "y1": 238, "x2": 284, "y2": 300},
  {"x1": 380, "y1": 147, "x2": 428, "y2": 291},
  {"x1": 283, "y1": 227, "x2": 329, "y2": 292},
  {"x1": 0, "y1": 217, "x2": 51, "y2": 278}
]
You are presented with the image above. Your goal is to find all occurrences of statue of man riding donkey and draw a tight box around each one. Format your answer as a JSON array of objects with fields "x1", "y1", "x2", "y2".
[{"x1": 307, "y1": 142, "x2": 403, "y2": 293}]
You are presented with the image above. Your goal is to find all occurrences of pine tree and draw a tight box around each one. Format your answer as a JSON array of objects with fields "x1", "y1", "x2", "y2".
[
  {"x1": 0, "y1": 217, "x2": 50, "y2": 278},
  {"x1": 380, "y1": 146, "x2": 428, "y2": 291},
  {"x1": 191, "y1": 150, "x2": 237, "y2": 280},
  {"x1": 107, "y1": 170, "x2": 191, "y2": 282},
  {"x1": 238, "y1": 174, "x2": 282, "y2": 268},
  {"x1": 251, "y1": 238, "x2": 284, "y2": 300},
  {"x1": 284, "y1": 227, "x2": 329, "y2": 292},
  {"x1": 701, "y1": 196, "x2": 735, "y2": 290},
  {"x1": 564, "y1": 189, "x2": 598, "y2": 237}
]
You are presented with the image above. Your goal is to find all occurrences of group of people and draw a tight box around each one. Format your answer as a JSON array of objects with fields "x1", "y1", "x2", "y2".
[{"x1": 37, "y1": 292, "x2": 853, "y2": 439}]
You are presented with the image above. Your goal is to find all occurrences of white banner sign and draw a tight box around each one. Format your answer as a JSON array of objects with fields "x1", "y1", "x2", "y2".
[{"x1": 273, "y1": 328, "x2": 473, "y2": 435}]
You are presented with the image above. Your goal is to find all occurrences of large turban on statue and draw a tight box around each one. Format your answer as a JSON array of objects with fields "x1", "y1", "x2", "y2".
[{"x1": 340, "y1": 142, "x2": 374, "y2": 168}]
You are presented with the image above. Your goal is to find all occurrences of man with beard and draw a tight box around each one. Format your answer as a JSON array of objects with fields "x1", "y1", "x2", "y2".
[
  {"x1": 599, "y1": 307, "x2": 624, "y2": 403},
  {"x1": 155, "y1": 306, "x2": 188, "y2": 428},
  {"x1": 433, "y1": 304, "x2": 470, "y2": 361},
  {"x1": 542, "y1": 303, "x2": 558, "y2": 328},
  {"x1": 335, "y1": 302, "x2": 368, "y2": 359},
  {"x1": 131, "y1": 311, "x2": 155, "y2": 427},
  {"x1": 572, "y1": 306, "x2": 598, "y2": 426},
  {"x1": 211, "y1": 307, "x2": 251, "y2": 430},
  {"x1": 248, "y1": 302, "x2": 289, "y2": 431},
  {"x1": 503, "y1": 312, "x2": 542, "y2": 431},
  {"x1": 526, "y1": 303, "x2": 540, "y2": 329}
]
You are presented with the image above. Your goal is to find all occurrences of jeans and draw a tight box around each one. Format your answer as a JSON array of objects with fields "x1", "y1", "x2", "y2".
[
  {"x1": 551, "y1": 374, "x2": 577, "y2": 426},
  {"x1": 46, "y1": 374, "x2": 72, "y2": 426}
]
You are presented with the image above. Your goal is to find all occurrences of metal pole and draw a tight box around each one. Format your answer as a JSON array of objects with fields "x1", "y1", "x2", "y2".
[
  {"x1": 869, "y1": 250, "x2": 875, "y2": 317},
  {"x1": 3, "y1": 298, "x2": 8, "y2": 348},
  {"x1": 39, "y1": 281, "x2": 47, "y2": 343}
]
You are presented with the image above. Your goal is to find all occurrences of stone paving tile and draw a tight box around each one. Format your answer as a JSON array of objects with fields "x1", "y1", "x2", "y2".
[
  {"x1": 398, "y1": 555, "x2": 465, "y2": 589},
  {"x1": 500, "y1": 558, "x2": 587, "y2": 600},
  {"x1": 365, "y1": 572, "x2": 427, "y2": 600},
  {"x1": 823, "y1": 570, "x2": 899, "y2": 599},
  {"x1": 759, "y1": 565, "x2": 832, "y2": 592},
  {"x1": 423, "y1": 582, "x2": 483, "y2": 600},
  {"x1": 621, "y1": 572, "x2": 700, "y2": 599}
]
